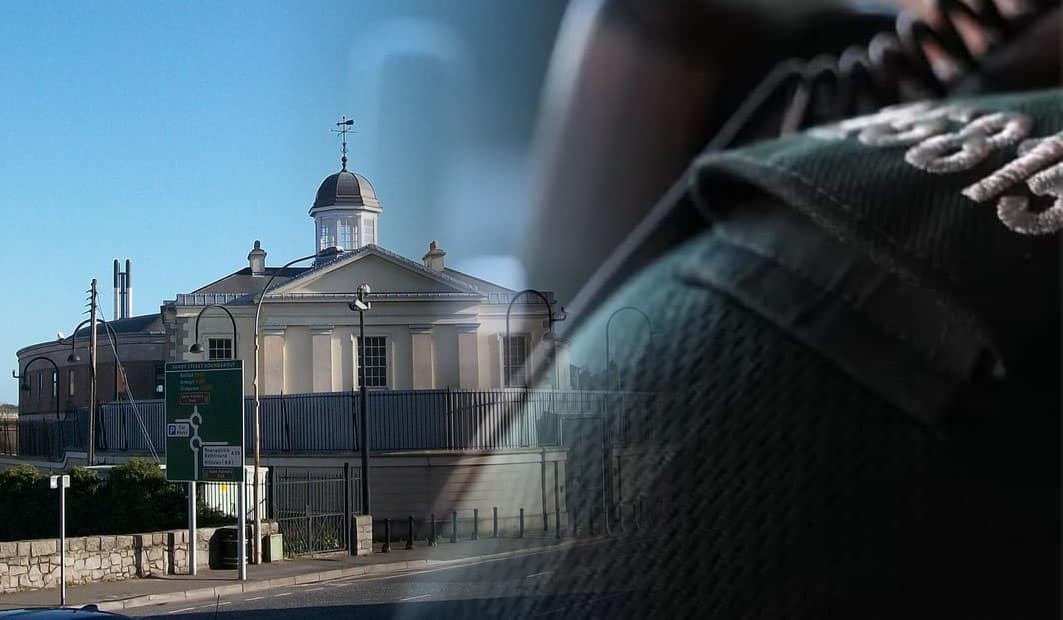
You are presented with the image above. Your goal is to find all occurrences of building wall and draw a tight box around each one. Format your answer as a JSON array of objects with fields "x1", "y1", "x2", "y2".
[
  {"x1": 170, "y1": 297, "x2": 568, "y2": 396},
  {"x1": 17, "y1": 336, "x2": 165, "y2": 417}
]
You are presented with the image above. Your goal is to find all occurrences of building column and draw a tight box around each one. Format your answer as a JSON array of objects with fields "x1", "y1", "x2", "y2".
[
  {"x1": 262, "y1": 328, "x2": 285, "y2": 396},
  {"x1": 312, "y1": 326, "x2": 334, "y2": 393},
  {"x1": 410, "y1": 326, "x2": 434, "y2": 390},
  {"x1": 457, "y1": 324, "x2": 480, "y2": 390}
]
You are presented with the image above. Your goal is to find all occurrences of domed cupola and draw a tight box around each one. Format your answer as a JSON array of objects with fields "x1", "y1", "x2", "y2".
[{"x1": 310, "y1": 118, "x2": 382, "y2": 258}]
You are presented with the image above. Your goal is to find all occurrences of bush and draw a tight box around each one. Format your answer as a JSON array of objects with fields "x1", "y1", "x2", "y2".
[
  {"x1": 98, "y1": 459, "x2": 186, "y2": 534},
  {"x1": 0, "y1": 459, "x2": 237, "y2": 541},
  {"x1": 0, "y1": 465, "x2": 53, "y2": 540}
]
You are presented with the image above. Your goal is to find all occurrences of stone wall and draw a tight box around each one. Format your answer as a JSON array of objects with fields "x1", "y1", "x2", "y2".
[{"x1": 0, "y1": 522, "x2": 279, "y2": 594}]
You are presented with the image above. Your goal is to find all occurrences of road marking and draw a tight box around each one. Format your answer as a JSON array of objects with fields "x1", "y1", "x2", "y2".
[
  {"x1": 306, "y1": 587, "x2": 325, "y2": 592},
  {"x1": 216, "y1": 601, "x2": 231, "y2": 607},
  {"x1": 245, "y1": 596, "x2": 265, "y2": 601},
  {"x1": 399, "y1": 594, "x2": 431, "y2": 601},
  {"x1": 525, "y1": 571, "x2": 553, "y2": 579},
  {"x1": 274, "y1": 592, "x2": 293, "y2": 598},
  {"x1": 167, "y1": 607, "x2": 199, "y2": 614},
  {"x1": 332, "y1": 548, "x2": 570, "y2": 585}
]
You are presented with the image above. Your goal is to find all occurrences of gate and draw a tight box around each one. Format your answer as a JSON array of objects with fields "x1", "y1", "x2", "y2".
[{"x1": 271, "y1": 467, "x2": 360, "y2": 557}]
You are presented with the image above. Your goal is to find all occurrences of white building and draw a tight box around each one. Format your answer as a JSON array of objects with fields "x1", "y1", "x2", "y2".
[{"x1": 162, "y1": 161, "x2": 568, "y2": 396}]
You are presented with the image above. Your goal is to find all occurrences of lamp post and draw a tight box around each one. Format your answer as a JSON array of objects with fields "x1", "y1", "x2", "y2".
[
  {"x1": 504, "y1": 289, "x2": 565, "y2": 389},
  {"x1": 185, "y1": 304, "x2": 238, "y2": 576},
  {"x1": 251, "y1": 245, "x2": 344, "y2": 564},
  {"x1": 12, "y1": 356, "x2": 61, "y2": 418},
  {"x1": 601, "y1": 306, "x2": 653, "y2": 536},
  {"x1": 348, "y1": 284, "x2": 371, "y2": 515}
]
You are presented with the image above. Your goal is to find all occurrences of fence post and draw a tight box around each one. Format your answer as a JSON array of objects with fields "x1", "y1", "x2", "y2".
[
  {"x1": 519, "y1": 508, "x2": 525, "y2": 539},
  {"x1": 429, "y1": 513, "x2": 437, "y2": 546},
  {"x1": 445, "y1": 387, "x2": 454, "y2": 450},
  {"x1": 493, "y1": 507, "x2": 498, "y2": 538},
  {"x1": 451, "y1": 511, "x2": 457, "y2": 543},
  {"x1": 554, "y1": 461, "x2": 561, "y2": 541},
  {"x1": 343, "y1": 463, "x2": 352, "y2": 554},
  {"x1": 382, "y1": 519, "x2": 391, "y2": 553},
  {"x1": 472, "y1": 508, "x2": 479, "y2": 541},
  {"x1": 406, "y1": 516, "x2": 414, "y2": 550}
]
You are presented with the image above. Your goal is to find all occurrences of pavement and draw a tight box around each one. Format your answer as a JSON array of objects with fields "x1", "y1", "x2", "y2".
[{"x1": 0, "y1": 532, "x2": 593, "y2": 614}]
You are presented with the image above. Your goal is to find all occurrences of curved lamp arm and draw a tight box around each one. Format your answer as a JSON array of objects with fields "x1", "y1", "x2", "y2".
[
  {"x1": 189, "y1": 304, "x2": 239, "y2": 357},
  {"x1": 505, "y1": 289, "x2": 561, "y2": 388},
  {"x1": 13, "y1": 355, "x2": 61, "y2": 418}
]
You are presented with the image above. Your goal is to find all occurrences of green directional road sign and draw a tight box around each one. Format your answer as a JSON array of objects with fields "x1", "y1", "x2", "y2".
[{"x1": 165, "y1": 360, "x2": 244, "y2": 483}]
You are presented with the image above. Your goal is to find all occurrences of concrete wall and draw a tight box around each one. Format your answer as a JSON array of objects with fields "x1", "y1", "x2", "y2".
[{"x1": 0, "y1": 522, "x2": 279, "y2": 594}]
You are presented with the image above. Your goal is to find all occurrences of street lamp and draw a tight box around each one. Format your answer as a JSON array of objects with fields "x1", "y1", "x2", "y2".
[
  {"x1": 12, "y1": 356, "x2": 61, "y2": 418},
  {"x1": 348, "y1": 283, "x2": 371, "y2": 516},
  {"x1": 188, "y1": 304, "x2": 238, "y2": 357},
  {"x1": 251, "y1": 244, "x2": 344, "y2": 564},
  {"x1": 185, "y1": 303, "x2": 238, "y2": 577},
  {"x1": 504, "y1": 289, "x2": 565, "y2": 389}
]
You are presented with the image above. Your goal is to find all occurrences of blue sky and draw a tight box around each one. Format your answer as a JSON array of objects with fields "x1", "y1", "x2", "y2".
[{"x1": 0, "y1": 1, "x2": 566, "y2": 403}]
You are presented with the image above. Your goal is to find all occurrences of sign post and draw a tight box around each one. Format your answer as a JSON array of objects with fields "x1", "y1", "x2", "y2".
[
  {"x1": 165, "y1": 360, "x2": 245, "y2": 580},
  {"x1": 50, "y1": 474, "x2": 70, "y2": 606}
]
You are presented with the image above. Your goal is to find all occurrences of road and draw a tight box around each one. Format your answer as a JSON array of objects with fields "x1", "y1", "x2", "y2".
[{"x1": 130, "y1": 539, "x2": 649, "y2": 619}]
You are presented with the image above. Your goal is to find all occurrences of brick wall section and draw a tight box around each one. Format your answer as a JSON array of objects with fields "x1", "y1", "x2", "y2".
[{"x1": 0, "y1": 522, "x2": 279, "y2": 594}]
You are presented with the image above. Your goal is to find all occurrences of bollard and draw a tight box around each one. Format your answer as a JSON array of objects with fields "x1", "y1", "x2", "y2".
[
  {"x1": 451, "y1": 511, "x2": 457, "y2": 543},
  {"x1": 382, "y1": 519, "x2": 391, "y2": 553},
  {"x1": 472, "y1": 509, "x2": 479, "y2": 541},
  {"x1": 492, "y1": 507, "x2": 498, "y2": 538},
  {"x1": 406, "y1": 516, "x2": 414, "y2": 550},
  {"x1": 519, "y1": 508, "x2": 525, "y2": 539},
  {"x1": 430, "y1": 513, "x2": 437, "y2": 546}
]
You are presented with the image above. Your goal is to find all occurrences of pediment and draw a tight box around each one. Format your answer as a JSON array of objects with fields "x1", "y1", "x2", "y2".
[{"x1": 266, "y1": 247, "x2": 479, "y2": 297}]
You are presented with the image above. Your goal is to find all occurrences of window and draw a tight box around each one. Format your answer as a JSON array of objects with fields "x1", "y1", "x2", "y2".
[
  {"x1": 365, "y1": 219, "x2": 376, "y2": 245},
  {"x1": 338, "y1": 217, "x2": 353, "y2": 250},
  {"x1": 356, "y1": 336, "x2": 387, "y2": 388},
  {"x1": 51, "y1": 371, "x2": 57, "y2": 399},
  {"x1": 318, "y1": 221, "x2": 332, "y2": 250},
  {"x1": 68, "y1": 369, "x2": 75, "y2": 397},
  {"x1": 208, "y1": 337, "x2": 233, "y2": 360},
  {"x1": 503, "y1": 335, "x2": 529, "y2": 387}
]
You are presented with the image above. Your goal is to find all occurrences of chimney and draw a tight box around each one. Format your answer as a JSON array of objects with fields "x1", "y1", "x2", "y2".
[
  {"x1": 422, "y1": 240, "x2": 446, "y2": 272},
  {"x1": 124, "y1": 259, "x2": 133, "y2": 319},
  {"x1": 248, "y1": 240, "x2": 267, "y2": 276},
  {"x1": 113, "y1": 260, "x2": 120, "y2": 321},
  {"x1": 113, "y1": 259, "x2": 133, "y2": 319}
]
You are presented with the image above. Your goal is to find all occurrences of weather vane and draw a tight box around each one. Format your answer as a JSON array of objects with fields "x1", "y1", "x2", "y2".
[{"x1": 331, "y1": 115, "x2": 355, "y2": 171}]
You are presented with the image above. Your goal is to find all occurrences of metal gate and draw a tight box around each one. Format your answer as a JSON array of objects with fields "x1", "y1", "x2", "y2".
[{"x1": 271, "y1": 467, "x2": 360, "y2": 557}]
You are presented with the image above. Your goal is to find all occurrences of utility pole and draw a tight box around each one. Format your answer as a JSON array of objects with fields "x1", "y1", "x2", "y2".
[{"x1": 88, "y1": 279, "x2": 98, "y2": 466}]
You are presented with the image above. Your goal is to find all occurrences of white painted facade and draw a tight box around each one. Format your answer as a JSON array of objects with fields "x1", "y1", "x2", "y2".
[{"x1": 163, "y1": 169, "x2": 568, "y2": 396}]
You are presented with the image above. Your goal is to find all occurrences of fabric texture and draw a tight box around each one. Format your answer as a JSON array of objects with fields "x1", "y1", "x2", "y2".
[{"x1": 550, "y1": 89, "x2": 1061, "y2": 618}]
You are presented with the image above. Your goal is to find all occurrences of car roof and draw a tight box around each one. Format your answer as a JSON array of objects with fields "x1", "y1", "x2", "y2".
[{"x1": 0, "y1": 608, "x2": 127, "y2": 619}]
